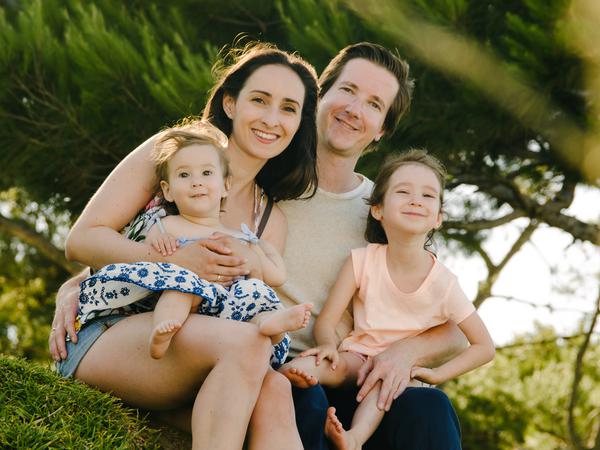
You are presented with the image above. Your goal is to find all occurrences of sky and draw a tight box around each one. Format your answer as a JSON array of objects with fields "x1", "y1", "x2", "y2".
[{"x1": 442, "y1": 185, "x2": 599, "y2": 345}]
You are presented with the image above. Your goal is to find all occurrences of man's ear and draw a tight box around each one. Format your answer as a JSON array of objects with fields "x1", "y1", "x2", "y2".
[
  {"x1": 373, "y1": 127, "x2": 385, "y2": 143},
  {"x1": 160, "y1": 180, "x2": 173, "y2": 202},
  {"x1": 370, "y1": 204, "x2": 383, "y2": 221},
  {"x1": 223, "y1": 95, "x2": 236, "y2": 119}
]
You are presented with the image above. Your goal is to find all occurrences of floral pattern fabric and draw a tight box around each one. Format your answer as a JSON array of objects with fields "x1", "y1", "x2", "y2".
[{"x1": 78, "y1": 261, "x2": 290, "y2": 367}]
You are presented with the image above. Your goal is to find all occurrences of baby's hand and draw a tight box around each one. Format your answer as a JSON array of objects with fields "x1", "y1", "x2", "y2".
[
  {"x1": 151, "y1": 233, "x2": 179, "y2": 256},
  {"x1": 410, "y1": 366, "x2": 442, "y2": 385},
  {"x1": 300, "y1": 344, "x2": 340, "y2": 370}
]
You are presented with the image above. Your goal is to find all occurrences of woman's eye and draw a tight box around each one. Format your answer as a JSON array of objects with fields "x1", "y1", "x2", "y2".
[
  {"x1": 283, "y1": 105, "x2": 297, "y2": 113},
  {"x1": 252, "y1": 97, "x2": 266, "y2": 104}
]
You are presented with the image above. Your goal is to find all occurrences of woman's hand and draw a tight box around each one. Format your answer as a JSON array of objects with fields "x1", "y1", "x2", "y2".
[
  {"x1": 299, "y1": 344, "x2": 340, "y2": 369},
  {"x1": 49, "y1": 269, "x2": 88, "y2": 361},
  {"x1": 167, "y1": 237, "x2": 250, "y2": 285}
]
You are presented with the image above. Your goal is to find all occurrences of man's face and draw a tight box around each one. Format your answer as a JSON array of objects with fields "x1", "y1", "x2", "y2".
[{"x1": 317, "y1": 58, "x2": 399, "y2": 157}]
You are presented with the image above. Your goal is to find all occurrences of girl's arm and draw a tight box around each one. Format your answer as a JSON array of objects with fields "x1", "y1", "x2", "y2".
[
  {"x1": 300, "y1": 256, "x2": 357, "y2": 367},
  {"x1": 64, "y1": 134, "x2": 247, "y2": 278},
  {"x1": 411, "y1": 312, "x2": 495, "y2": 385}
]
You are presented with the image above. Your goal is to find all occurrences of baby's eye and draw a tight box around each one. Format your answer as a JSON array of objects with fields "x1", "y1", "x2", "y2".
[
  {"x1": 178, "y1": 172, "x2": 189, "y2": 178},
  {"x1": 202, "y1": 170, "x2": 213, "y2": 176}
]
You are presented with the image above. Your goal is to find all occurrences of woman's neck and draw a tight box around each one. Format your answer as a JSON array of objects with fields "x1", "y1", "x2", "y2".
[{"x1": 226, "y1": 137, "x2": 268, "y2": 190}]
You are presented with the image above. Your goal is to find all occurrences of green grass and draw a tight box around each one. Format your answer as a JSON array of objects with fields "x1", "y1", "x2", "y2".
[{"x1": 0, "y1": 356, "x2": 162, "y2": 449}]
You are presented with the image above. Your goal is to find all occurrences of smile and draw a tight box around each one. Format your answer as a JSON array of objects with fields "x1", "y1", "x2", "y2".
[
  {"x1": 252, "y1": 129, "x2": 279, "y2": 142},
  {"x1": 334, "y1": 116, "x2": 359, "y2": 131}
]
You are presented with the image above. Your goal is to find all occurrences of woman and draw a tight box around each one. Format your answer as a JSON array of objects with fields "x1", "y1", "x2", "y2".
[{"x1": 49, "y1": 43, "x2": 318, "y2": 450}]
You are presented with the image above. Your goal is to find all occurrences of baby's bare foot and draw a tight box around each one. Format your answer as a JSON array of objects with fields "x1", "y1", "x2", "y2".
[
  {"x1": 259, "y1": 303, "x2": 313, "y2": 337},
  {"x1": 324, "y1": 407, "x2": 360, "y2": 450},
  {"x1": 281, "y1": 367, "x2": 318, "y2": 388},
  {"x1": 149, "y1": 320, "x2": 182, "y2": 359}
]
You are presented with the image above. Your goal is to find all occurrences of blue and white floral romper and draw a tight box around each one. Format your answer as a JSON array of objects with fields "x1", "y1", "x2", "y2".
[{"x1": 77, "y1": 215, "x2": 290, "y2": 368}]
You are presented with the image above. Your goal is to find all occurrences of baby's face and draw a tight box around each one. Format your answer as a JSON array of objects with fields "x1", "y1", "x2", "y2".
[{"x1": 161, "y1": 144, "x2": 228, "y2": 218}]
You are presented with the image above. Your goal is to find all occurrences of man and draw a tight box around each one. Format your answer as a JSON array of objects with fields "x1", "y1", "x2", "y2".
[{"x1": 277, "y1": 42, "x2": 466, "y2": 450}]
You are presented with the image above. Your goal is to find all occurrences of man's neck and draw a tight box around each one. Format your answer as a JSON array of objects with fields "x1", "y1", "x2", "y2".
[{"x1": 316, "y1": 145, "x2": 363, "y2": 194}]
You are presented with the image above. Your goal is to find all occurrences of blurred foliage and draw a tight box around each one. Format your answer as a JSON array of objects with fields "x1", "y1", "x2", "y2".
[{"x1": 446, "y1": 323, "x2": 600, "y2": 449}]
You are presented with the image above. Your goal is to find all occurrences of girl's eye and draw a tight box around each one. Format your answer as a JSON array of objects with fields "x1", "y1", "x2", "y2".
[
  {"x1": 202, "y1": 170, "x2": 213, "y2": 176},
  {"x1": 396, "y1": 190, "x2": 409, "y2": 194},
  {"x1": 424, "y1": 194, "x2": 435, "y2": 198}
]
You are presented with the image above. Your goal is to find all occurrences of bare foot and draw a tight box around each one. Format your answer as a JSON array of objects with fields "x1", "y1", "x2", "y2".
[
  {"x1": 281, "y1": 367, "x2": 318, "y2": 388},
  {"x1": 149, "y1": 320, "x2": 182, "y2": 359},
  {"x1": 258, "y1": 303, "x2": 313, "y2": 337},
  {"x1": 324, "y1": 407, "x2": 360, "y2": 450}
]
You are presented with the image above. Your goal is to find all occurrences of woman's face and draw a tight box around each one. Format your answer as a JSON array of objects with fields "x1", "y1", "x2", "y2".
[{"x1": 223, "y1": 64, "x2": 305, "y2": 162}]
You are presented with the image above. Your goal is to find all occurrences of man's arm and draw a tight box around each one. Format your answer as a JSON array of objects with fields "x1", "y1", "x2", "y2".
[{"x1": 356, "y1": 321, "x2": 468, "y2": 411}]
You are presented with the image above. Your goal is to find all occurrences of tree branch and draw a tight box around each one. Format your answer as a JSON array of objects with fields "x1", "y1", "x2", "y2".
[
  {"x1": 568, "y1": 283, "x2": 600, "y2": 450},
  {"x1": 444, "y1": 210, "x2": 526, "y2": 231},
  {"x1": 0, "y1": 213, "x2": 81, "y2": 275},
  {"x1": 473, "y1": 221, "x2": 538, "y2": 309}
]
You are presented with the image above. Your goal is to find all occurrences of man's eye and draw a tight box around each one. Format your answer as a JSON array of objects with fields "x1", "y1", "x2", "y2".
[
  {"x1": 369, "y1": 101, "x2": 382, "y2": 111},
  {"x1": 340, "y1": 86, "x2": 353, "y2": 93}
]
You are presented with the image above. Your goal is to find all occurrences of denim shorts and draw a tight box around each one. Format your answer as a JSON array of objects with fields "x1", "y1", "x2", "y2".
[{"x1": 55, "y1": 314, "x2": 127, "y2": 378}]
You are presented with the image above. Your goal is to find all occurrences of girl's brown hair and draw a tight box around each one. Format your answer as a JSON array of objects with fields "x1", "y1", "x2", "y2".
[{"x1": 365, "y1": 149, "x2": 446, "y2": 248}]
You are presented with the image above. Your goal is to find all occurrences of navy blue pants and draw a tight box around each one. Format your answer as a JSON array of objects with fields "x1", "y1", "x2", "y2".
[{"x1": 293, "y1": 384, "x2": 461, "y2": 450}]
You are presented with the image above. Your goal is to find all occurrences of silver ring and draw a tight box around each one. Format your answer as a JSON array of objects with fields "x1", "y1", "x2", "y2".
[{"x1": 51, "y1": 327, "x2": 57, "y2": 331}]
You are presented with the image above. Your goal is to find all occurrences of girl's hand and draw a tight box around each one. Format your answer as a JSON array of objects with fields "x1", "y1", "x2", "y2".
[
  {"x1": 411, "y1": 366, "x2": 442, "y2": 385},
  {"x1": 299, "y1": 344, "x2": 340, "y2": 369},
  {"x1": 151, "y1": 233, "x2": 179, "y2": 256}
]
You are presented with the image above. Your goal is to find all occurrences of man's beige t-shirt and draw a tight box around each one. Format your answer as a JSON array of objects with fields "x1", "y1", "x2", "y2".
[{"x1": 277, "y1": 175, "x2": 373, "y2": 356}]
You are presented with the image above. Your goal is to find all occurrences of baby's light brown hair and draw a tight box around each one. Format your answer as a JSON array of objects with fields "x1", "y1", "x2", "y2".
[{"x1": 152, "y1": 118, "x2": 230, "y2": 189}]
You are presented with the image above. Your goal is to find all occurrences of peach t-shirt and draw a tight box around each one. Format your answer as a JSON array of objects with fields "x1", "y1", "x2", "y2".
[{"x1": 339, "y1": 243, "x2": 475, "y2": 357}]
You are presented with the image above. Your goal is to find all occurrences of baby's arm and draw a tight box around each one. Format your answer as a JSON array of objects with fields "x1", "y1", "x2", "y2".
[
  {"x1": 249, "y1": 239, "x2": 286, "y2": 287},
  {"x1": 411, "y1": 312, "x2": 495, "y2": 385},
  {"x1": 145, "y1": 221, "x2": 179, "y2": 257}
]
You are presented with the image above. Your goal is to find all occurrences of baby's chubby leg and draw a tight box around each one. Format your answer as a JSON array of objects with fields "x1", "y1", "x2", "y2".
[
  {"x1": 252, "y1": 303, "x2": 313, "y2": 344},
  {"x1": 150, "y1": 291, "x2": 200, "y2": 359},
  {"x1": 280, "y1": 351, "x2": 364, "y2": 389}
]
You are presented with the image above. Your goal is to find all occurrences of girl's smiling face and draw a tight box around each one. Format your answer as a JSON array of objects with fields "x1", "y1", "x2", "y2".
[
  {"x1": 371, "y1": 163, "x2": 443, "y2": 237},
  {"x1": 223, "y1": 64, "x2": 305, "y2": 162}
]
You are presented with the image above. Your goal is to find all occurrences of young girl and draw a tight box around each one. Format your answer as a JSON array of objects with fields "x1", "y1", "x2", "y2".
[
  {"x1": 280, "y1": 149, "x2": 495, "y2": 450},
  {"x1": 77, "y1": 121, "x2": 312, "y2": 364}
]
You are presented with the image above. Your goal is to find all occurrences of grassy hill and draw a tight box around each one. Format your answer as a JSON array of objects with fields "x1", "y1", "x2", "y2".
[{"x1": 0, "y1": 356, "x2": 164, "y2": 448}]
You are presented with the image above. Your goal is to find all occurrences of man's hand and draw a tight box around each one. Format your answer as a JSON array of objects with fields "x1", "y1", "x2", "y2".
[
  {"x1": 356, "y1": 348, "x2": 413, "y2": 412},
  {"x1": 49, "y1": 270, "x2": 87, "y2": 361},
  {"x1": 299, "y1": 344, "x2": 340, "y2": 369}
]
